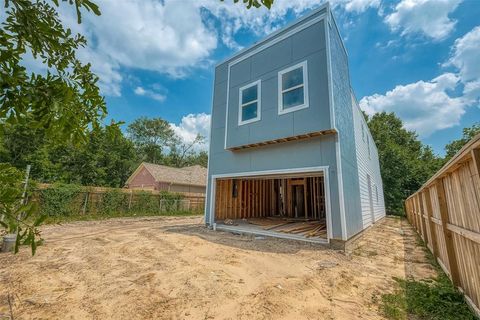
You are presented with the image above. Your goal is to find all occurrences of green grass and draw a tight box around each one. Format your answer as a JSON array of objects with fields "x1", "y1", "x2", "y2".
[
  {"x1": 380, "y1": 236, "x2": 476, "y2": 320},
  {"x1": 381, "y1": 274, "x2": 476, "y2": 320},
  {"x1": 42, "y1": 210, "x2": 203, "y2": 225}
]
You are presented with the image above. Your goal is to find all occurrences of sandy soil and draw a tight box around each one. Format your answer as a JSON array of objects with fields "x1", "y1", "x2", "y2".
[{"x1": 0, "y1": 216, "x2": 436, "y2": 320}]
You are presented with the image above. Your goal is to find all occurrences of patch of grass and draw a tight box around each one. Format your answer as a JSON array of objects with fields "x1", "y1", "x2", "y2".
[
  {"x1": 381, "y1": 235, "x2": 476, "y2": 320},
  {"x1": 42, "y1": 210, "x2": 202, "y2": 225},
  {"x1": 381, "y1": 275, "x2": 475, "y2": 320}
]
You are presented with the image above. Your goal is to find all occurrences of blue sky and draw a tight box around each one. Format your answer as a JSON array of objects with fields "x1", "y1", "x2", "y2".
[{"x1": 63, "y1": 0, "x2": 480, "y2": 155}]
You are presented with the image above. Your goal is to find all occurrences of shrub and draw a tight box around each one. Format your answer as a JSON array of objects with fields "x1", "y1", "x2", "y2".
[
  {"x1": 131, "y1": 191, "x2": 159, "y2": 214},
  {"x1": 99, "y1": 189, "x2": 127, "y2": 215},
  {"x1": 39, "y1": 183, "x2": 83, "y2": 216}
]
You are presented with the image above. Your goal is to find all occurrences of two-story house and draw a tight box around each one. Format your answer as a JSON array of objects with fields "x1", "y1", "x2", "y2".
[{"x1": 205, "y1": 3, "x2": 385, "y2": 248}]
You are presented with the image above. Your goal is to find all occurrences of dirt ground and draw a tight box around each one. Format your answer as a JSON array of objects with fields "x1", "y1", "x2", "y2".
[{"x1": 0, "y1": 216, "x2": 436, "y2": 320}]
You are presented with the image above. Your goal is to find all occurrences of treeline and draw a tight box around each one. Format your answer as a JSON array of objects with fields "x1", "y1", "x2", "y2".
[
  {"x1": 0, "y1": 117, "x2": 207, "y2": 188},
  {"x1": 1, "y1": 112, "x2": 478, "y2": 216},
  {"x1": 366, "y1": 112, "x2": 479, "y2": 215}
]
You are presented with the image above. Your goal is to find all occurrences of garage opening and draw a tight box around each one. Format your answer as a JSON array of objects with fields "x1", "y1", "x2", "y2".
[{"x1": 214, "y1": 173, "x2": 328, "y2": 242}]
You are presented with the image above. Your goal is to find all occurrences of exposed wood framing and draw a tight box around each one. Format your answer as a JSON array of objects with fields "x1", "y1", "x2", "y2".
[
  {"x1": 215, "y1": 176, "x2": 326, "y2": 221},
  {"x1": 228, "y1": 129, "x2": 336, "y2": 151}
]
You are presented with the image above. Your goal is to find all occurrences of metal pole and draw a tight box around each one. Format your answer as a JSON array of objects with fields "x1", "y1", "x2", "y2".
[
  {"x1": 21, "y1": 165, "x2": 31, "y2": 206},
  {"x1": 82, "y1": 192, "x2": 89, "y2": 215}
]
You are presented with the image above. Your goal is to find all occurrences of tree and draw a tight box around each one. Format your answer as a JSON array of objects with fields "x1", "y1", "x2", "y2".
[
  {"x1": 57, "y1": 125, "x2": 138, "y2": 187},
  {"x1": 444, "y1": 123, "x2": 480, "y2": 161},
  {"x1": 0, "y1": 163, "x2": 44, "y2": 254},
  {"x1": 1, "y1": 0, "x2": 105, "y2": 253},
  {"x1": 164, "y1": 134, "x2": 206, "y2": 168},
  {"x1": 1, "y1": 0, "x2": 106, "y2": 142},
  {"x1": 0, "y1": 121, "x2": 138, "y2": 187},
  {"x1": 367, "y1": 112, "x2": 442, "y2": 215},
  {"x1": 222, "y1": 0, "x2": 274, "y2": 9},
  {"x1": 127, "y1": 117, "x2": 176, "y2": 164}
]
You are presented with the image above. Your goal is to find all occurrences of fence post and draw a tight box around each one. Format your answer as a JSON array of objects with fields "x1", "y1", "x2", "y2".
[
  {"x1": 423, "y1": 188, "x2": 439, "y2": 260},
  {"x1": 418, "y1": 193, "x2": 429, "y2": 244},
  {"x1": 82, "y1": 192, "x2": 89, "y2": 215},
  {"x1": 128, "y1": 191, "x2": 133, "y2": 210},
  {"x1": 472, "y1": 148, "x2": 480, "y2": 178},
  {"x1": 436, "y1": 178, "x2": 460, "y2": 287},
  {"x1": 415, "y1": 195, "x2": 423, "y2": 237}
]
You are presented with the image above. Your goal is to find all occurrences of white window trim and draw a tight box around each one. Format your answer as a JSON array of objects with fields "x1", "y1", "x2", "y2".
[
  {"x1": 238, "y1": 80, "x2": 261, "y2": 126},
  {"x1": 278, "y1": 60, "x2": 309, "y2": 115}
]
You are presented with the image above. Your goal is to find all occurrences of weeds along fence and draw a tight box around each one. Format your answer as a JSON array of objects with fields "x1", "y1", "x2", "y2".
[
  {"x1": 32, "y1": 184, "x2": 205, "y2": 217},
  {"x1": 405, "y1": 133, "x2": 480, "y2": 317}
]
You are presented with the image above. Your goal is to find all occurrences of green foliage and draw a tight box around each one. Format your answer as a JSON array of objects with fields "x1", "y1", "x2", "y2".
[
  {"x1": 164, "y1": 134, "x2": 207, "y2": 168},
  {"x1": 381, "y1": 275, "x2": 475, "y2": 320},
  {"x1": 366, "y1": 112, "x2": 443, "y2": 215},
  {"x1": 444, "y1": 122, "x2": 480, "y2": 162},
  {"x1": 131, "y1": 192, "x2": 160, "y2": 214},
  {"x1": 98, "y1": 189, "x2": 127, "y2": 215},
  {"x1": 127, "y1": 117, "x2": 176, "y2": 164},
  {"x1": 1, "y1": 0, "x2": 106, "y2": 142},
  {"x1": 0, "y1": 121, "x2": 138, "y2": 187},
  {"x1": 35, "y1": 184, "x2": 192, "y2": 220},
  {"x1": 39, "y1": 183, "x2": 83, "y2": 216},
  {"x1": 381, "y1": 235, "x2": 475, "y2": 320},
  {"x1": 0, "y1": 163, "x2": 43, "y2": 254},
  {"x1": 221, "y1": 0, "x2": 274, "y2": 9}
]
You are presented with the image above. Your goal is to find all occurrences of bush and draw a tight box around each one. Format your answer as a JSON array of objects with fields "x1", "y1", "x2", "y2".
[
  {"x1": 35, "y1": 183, "x2": 201, "y2": 222},
  {"x1": 39, "y1": 183, "x2": 83, "y2": 216},
  {"x1": 99, "y1": 189, "x2": 127, "y2": 215},
  {"x1": 159, "y1": 191, "x2": 183, "y2": 212},
  {"x1": 131, "y1": 191, "x2": 159, "y2": 214}
]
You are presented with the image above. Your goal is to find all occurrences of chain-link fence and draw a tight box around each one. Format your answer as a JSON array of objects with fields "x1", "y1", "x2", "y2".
[{"x1": 32, "y1": 185, "x2": 205, "y2": 217}]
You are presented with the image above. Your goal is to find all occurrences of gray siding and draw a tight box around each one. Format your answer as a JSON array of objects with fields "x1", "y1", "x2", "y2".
[
  {"x1": 352, "y1": 95, "x2": 386, "y2": 225},
  {"x1": 224, "y1": 16, "x2": 332, "y2": 149},
  {"x1": 206, "y1": 3, "x2": 386, "y2": 242},
  {"x1": 328, "y1": 17, "x2": 363, "y2": 238},
  {"x1": 206, "y1": 10, "x2": 344, "y2": 239}
]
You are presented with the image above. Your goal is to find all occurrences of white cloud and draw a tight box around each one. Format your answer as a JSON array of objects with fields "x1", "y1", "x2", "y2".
[
  {"x1": 384, "y1": 0, "x2": 462, "y2": 41},
  {"x1": 200, "y1": 0, "x2": 379, "y2": 49},
  {"x1": 134, "y1": 86, "x2": 166, "y2": 102},
  {"x1": 54, "y1": 0, "x2": 383, "y2": 96},
  {"x1": 445, "y1": 26, "x2": 480, "y2": 105},
  {"x1": 170, "y1": 113, "x2": 211, "y2": 151},
  {"x1": 360, "y1": 24, "x2": 480, "y2": 137},
  {"x1": 359, "y1": 73, "x2": 466, "y2": 137},
  {"x1": 340, "y1": 0, "x2": 380, "y2": 13},
  {"x1": 445, "y1": 26, "x2": 480, "y2": 83},
  {"x1": 58, "y1": 0, "x2": 218, "y2": 96}
]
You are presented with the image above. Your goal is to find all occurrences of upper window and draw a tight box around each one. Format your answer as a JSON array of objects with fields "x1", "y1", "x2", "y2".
[
  {"x1": 278, "y1": 61, "x2": 308, "y2": 115},
  {"x1": 238, "y1": 80, "x2": 261, "y2": 125}
]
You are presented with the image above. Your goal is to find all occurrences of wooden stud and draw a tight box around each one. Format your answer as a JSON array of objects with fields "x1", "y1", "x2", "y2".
[{"x1": 303, "y1": 179, "x2": 308, "y2": 219}]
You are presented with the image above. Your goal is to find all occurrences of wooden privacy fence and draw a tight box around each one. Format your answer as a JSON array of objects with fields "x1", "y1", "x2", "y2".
[{"x1": 405, "y1": 133, "x2": 480, "y2": 317}]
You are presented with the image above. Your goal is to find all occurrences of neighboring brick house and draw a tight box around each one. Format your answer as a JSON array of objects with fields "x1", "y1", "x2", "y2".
[{"x1": 125, "y1": 163, "x2": 207, "y2": 195}]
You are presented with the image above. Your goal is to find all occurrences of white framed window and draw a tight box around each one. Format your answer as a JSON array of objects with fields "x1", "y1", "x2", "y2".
[
  {"x1": 278, "y1": 61, "x2": 309, "y2": 115},
  {"x1": 238, "y1": 80, "x2": 261, "y2": 125}
]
